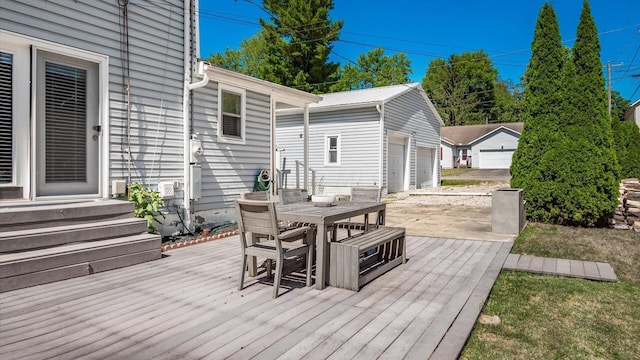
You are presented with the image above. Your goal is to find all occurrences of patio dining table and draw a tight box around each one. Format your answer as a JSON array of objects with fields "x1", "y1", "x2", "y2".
[{"x1": 276, "y1": 201, "x2": 386, "y2": 290}]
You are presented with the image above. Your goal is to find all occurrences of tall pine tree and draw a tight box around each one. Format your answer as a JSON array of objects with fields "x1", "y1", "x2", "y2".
[
  {"x1": 510, "y1": 3, "x2": 565, "y2": 222},
  {"x1": 260, "y1": 0, "x2": 343, "y2": 93},
  {"x1": 553, "y1": 0, "x2": 618, "y2": 225}
]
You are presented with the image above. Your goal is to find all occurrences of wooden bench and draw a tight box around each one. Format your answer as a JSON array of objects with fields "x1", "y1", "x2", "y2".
[{"x1": 329, "y1": 226, "x2": 406, "y2": 291}]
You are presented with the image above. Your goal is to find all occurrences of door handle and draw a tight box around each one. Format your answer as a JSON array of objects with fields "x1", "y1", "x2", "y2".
[{"x1": 92, "y1": 125, "x2": 102, "y2": 133}]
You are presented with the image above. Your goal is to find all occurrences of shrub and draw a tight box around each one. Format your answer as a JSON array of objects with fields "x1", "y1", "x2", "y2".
[{"x1": 129, "y1": 182, "x2": 165, "y2": 233}]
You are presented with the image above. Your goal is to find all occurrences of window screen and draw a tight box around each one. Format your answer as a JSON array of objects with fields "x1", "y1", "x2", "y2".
[{"x1": 221, "y1": 90, "x2": 241, "y2": 138}]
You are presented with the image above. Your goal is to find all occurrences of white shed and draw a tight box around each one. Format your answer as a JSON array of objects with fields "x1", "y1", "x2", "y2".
[{"x1": 276, "y1": 83, "x2": 443, "y2": 195}]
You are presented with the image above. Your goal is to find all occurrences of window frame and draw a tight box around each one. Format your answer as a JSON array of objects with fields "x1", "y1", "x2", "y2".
[
  {"x1": 217, "y1": 84, "x2": 246, "y2": 144},
  {"x1": 324, "y1": 134, "x2": 341, "y2": 166}
]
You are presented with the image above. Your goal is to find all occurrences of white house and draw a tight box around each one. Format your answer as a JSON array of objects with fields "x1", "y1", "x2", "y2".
[
  {"x1": 276, "y1": 83, "x2": 443, "y2": 194},
  {"x1": 441, "y1": 123, "x2": 523, "y2": 169},
  {"x1": 624, "y1": 99, "x2": 640, "y2": 128},
  {"x1": 0, "y1": 0, "x2": 320, "y2": 235}
]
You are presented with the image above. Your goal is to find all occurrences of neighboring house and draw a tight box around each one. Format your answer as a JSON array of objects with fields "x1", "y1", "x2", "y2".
[
  {"x1": 276, "y1": 83, "x2": 443, "y2": 194},
  {"x1": 0, "y1": 0, "x2": 320, "y2": 235},
  {"x1": 624, "y1": 99, "x2": 640, "y2": 128},
  {"x1": 441, "y1": 123, "x2": 524, "y2": 169}
]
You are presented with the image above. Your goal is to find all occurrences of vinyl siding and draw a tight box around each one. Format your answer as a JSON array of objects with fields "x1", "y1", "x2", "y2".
[
  {"x1": 441, "y1": 143, "x2": 454, "y2": 169},
  {"x1": 191, "y1": 82, "x2": 271, "y2": 212},
  {"x1": 1, "y1": 0, "x2": 187, "y2": 187},
  {"x1": 384, "y1": 87, "x2": 441, "y2": 189},
  {"x1": 470, "y1": 128, "x2": 520, "y2": 168},
  {"x1": 276, "y1": 108, "x2": 381, "y2": 190}
]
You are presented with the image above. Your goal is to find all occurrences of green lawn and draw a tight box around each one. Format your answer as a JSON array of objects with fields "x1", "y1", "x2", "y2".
[
  {"x1": 441, "y1": 168, "x2": 476, "y2": 177},
  {"x1": 460, "y1": 223, "x2": 640, "y2": 359}
]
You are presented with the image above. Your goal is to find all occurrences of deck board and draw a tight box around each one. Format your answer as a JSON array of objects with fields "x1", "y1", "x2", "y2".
[{"x1": 0, "y1": 235, "x2": 510, "y2": 360}]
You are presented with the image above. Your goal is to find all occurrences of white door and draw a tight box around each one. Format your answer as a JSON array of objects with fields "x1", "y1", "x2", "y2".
[
  {"x1": 388, "y1": 139, "x2": 405, "y2": 193},
  {"x1": 36, "y1": 51, "x2": 100, "y2": 197},
  {"x1": 478, "y1": 149, "x2": 515, "y2": 169},
  {"x1": 416, "y1": 147, "x2": 434, "y2": 188}
]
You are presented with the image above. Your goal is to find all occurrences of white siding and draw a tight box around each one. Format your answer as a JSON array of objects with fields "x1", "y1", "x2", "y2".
[
  {"x1": 192, "y1": 82, "x2": 271, "y2": 213},
  {"x1": 441, "y1": 143, "x2": 454, "y2": 169},
  {"x1": 1, "y1": 0, "x2": 187, "y2": 188},
  {"x1": 384, "y1": 88, "x2": 441, "y2": 189},
  {"x1": 470, "y1": 128, "x2": 520, "y2": 169},
  {"x1": 276, "y1": 108, "x2": 381, "y2": 191}
]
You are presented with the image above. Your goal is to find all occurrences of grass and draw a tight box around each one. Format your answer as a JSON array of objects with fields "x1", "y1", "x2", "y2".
[
  {"x1": 460, "y1": 223, "x2": 640, "y2": 359},
  {"x1": 441, "y1": 168, "x2": 476, "y2": 177},
  {"x1": 440, "y1": 179, "x2": 489, "y2": 186}
]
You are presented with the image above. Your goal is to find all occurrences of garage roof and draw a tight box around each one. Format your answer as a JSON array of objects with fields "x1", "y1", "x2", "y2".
[{"x1": 441, "y1": 122, "x2": 523, "y2": 146}]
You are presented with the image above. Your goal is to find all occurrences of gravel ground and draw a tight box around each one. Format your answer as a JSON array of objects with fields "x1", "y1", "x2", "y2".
[{"x1": 384, "y1": 181, "x2": 511, "y2": 207}]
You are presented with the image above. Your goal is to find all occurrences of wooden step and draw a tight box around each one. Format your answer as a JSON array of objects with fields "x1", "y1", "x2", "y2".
[
  {"x1": 0, "y1": 200, "x2": 134, "y2": 231},
  {"x1": 0, "y1": 218, "x2": 149, "y2": 252},
  {"x1": 0, "y1": 233, "x2": 161, "y2": 292}
]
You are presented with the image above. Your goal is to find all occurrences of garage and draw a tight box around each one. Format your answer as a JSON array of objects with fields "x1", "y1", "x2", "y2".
[
  {"x1": 388, "y1": 137, "x2": 406, "y2": 193},
  {"x1": 478, "y1": 149, "x2": 515, "y2": 169},
  {"x1": 416, "y1": 146, "x2": 435, "y2": 188}
]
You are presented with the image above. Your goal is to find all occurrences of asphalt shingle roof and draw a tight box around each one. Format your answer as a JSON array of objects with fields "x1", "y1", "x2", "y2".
[{"x1": 441, "y1": 122, "x2": 524, "y2": 145}]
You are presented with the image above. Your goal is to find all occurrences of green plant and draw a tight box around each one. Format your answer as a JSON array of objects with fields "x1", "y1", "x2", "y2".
[{"x1": 129, "y1": 182, "x2": 165, "y2": 233}]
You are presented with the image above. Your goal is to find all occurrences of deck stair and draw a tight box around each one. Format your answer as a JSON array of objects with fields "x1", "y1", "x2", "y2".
[{"x1": 0, "y1": 200, "x2": 161, "y2": 292}]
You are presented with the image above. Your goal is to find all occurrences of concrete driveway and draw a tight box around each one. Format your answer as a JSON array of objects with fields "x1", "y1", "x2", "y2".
[
  {"x1": 442, "y1": 169, "x2": 511, "y2": 182},
  {"x1": 384, "y1": 202, "x2": 515, "y2": 242}
]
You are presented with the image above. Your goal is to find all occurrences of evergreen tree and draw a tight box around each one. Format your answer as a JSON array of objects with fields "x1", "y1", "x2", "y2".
[
  {"x1": 559, "y1": 0, "x2": 619, "y2": 225},
  {"x1": 510, "y1": 3, "x2": 565, "y2": 222},
  {"x1": 260, "y1": 0, "x2": 343, "y2": 93},
  {"x1": 612, "y1": 120, "x2": 640, "y2": 179}
]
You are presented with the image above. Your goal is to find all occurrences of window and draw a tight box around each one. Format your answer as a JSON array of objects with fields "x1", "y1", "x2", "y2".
[
  {"x1": 0, "y1": 52, "x2": 12, "y2": 184},
  {"x1": 325, "y1": 135, "x2": 340, "y2": 165},
  {"x1": 218, "y1": 85, "x2": 245, "y2": 142}
]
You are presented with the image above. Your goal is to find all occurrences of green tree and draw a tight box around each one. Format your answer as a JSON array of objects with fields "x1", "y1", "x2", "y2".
[
  {"x1": 422, "y1": 50, "x2": 498, "y2": 125},
  {"x1": 612, "y1": 119, "x2": 640, "y2": 179},
  {"x1": 260, "y1": 0, "x2": 343, "y2": 92},
  {"x1": 609, "y1": 91, "x2": 638, "y2": 179},
  {"x1": 329, "y1": 47, "x2": 412, "y2": 92},
  {"x1": 510, "y1": 3, "x2": 565, "y2": 222},
  {"x1": 491, "y1": 79, "x2": 523, "y2": 123},
  {"x1": 561, "y1": 0, "x2": 619, "y2": 225}
]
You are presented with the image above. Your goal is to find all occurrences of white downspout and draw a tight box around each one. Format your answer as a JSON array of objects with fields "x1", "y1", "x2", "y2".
[
  {"x1": 376, "y1": 103, "x2": 384, "y2": 190},
  {"x1": 182, "y1": 0, "x2": 192, "y2": 231},
  {"x1": 303, "y1": 105, "x2": 310, "y2": 192},
  {"x1": 183, "y1": 0, "x2": 209, "y2": 233}
]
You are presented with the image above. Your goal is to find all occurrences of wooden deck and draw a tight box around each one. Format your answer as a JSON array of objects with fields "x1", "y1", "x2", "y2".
[
  {"x1": 0, "y1": 235, "x2": 512, "y2": 360},
  {"x1": 503, "y1": 254, "x2": 618, "y2": 282}
]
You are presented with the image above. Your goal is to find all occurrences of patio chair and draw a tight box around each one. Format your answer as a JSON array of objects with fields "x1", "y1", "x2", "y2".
[
  {"x1": 335, "y1": 187, "x2": 383, "y2": 237},
  {"x1": 235, "y1": 199, "x2": 314, "y2": 298},
  {"x1": 279, "y1": 188, "x2": 306, "y2": 205},
  {"x1": 241, "y1": 190, "x2": 270, "y2": 200}
]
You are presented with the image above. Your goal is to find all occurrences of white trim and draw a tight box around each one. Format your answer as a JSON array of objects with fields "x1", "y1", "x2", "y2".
[
  {"x1": 0, "y1": 30, "x2": 108, "y2": 200},
  {"x1": 468, "y1": 125, "x2": 521, "y2": 146},
  {"x1": 324, "y1": 134, "x2": 341, "y2": 166},
  {"x1": 217, "y1": 84, "x2": 246, "y2": 145}
]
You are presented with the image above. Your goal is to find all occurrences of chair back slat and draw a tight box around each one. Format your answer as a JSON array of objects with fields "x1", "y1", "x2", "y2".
[
  {"x1": 280, "y1": 188, "x2": 305, "y2": 205},
  {"x1": 235, "y1": 200, "x2": 280, "y2": 239},
  {"x1": 242, "y1": 190, "x2": 270, "y2": 201},
  {"x1": 351, "y1": 187, "x2": 381, "y2": 203}
]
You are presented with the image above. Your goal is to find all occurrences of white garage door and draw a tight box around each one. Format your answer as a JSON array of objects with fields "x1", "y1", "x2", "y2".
[
  {"x1": 388, "y1": 142, "x2": 405, "y2": 193},
  {"x1": 416, "y1": 147, "x2": 434, "y2": 188},
  {"x1": 478, "y1": 149, "x2": 515, "y2": 169}
]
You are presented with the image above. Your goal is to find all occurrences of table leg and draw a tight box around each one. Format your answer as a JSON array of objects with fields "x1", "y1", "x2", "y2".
[
  {"x1": 247, "y1": 233, "x2": 258, "y2": 277},
  {"x1": 378, "y1": 209, "x2": 386, "y2": 226},
  {"x1": 316, "y1": 223, "x2": 327, "y2": 290}
]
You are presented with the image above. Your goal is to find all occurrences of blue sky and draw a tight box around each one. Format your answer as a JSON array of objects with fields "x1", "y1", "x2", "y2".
[{"x1": 198, "y1": 0, "x2": 640, "y2": 101}]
